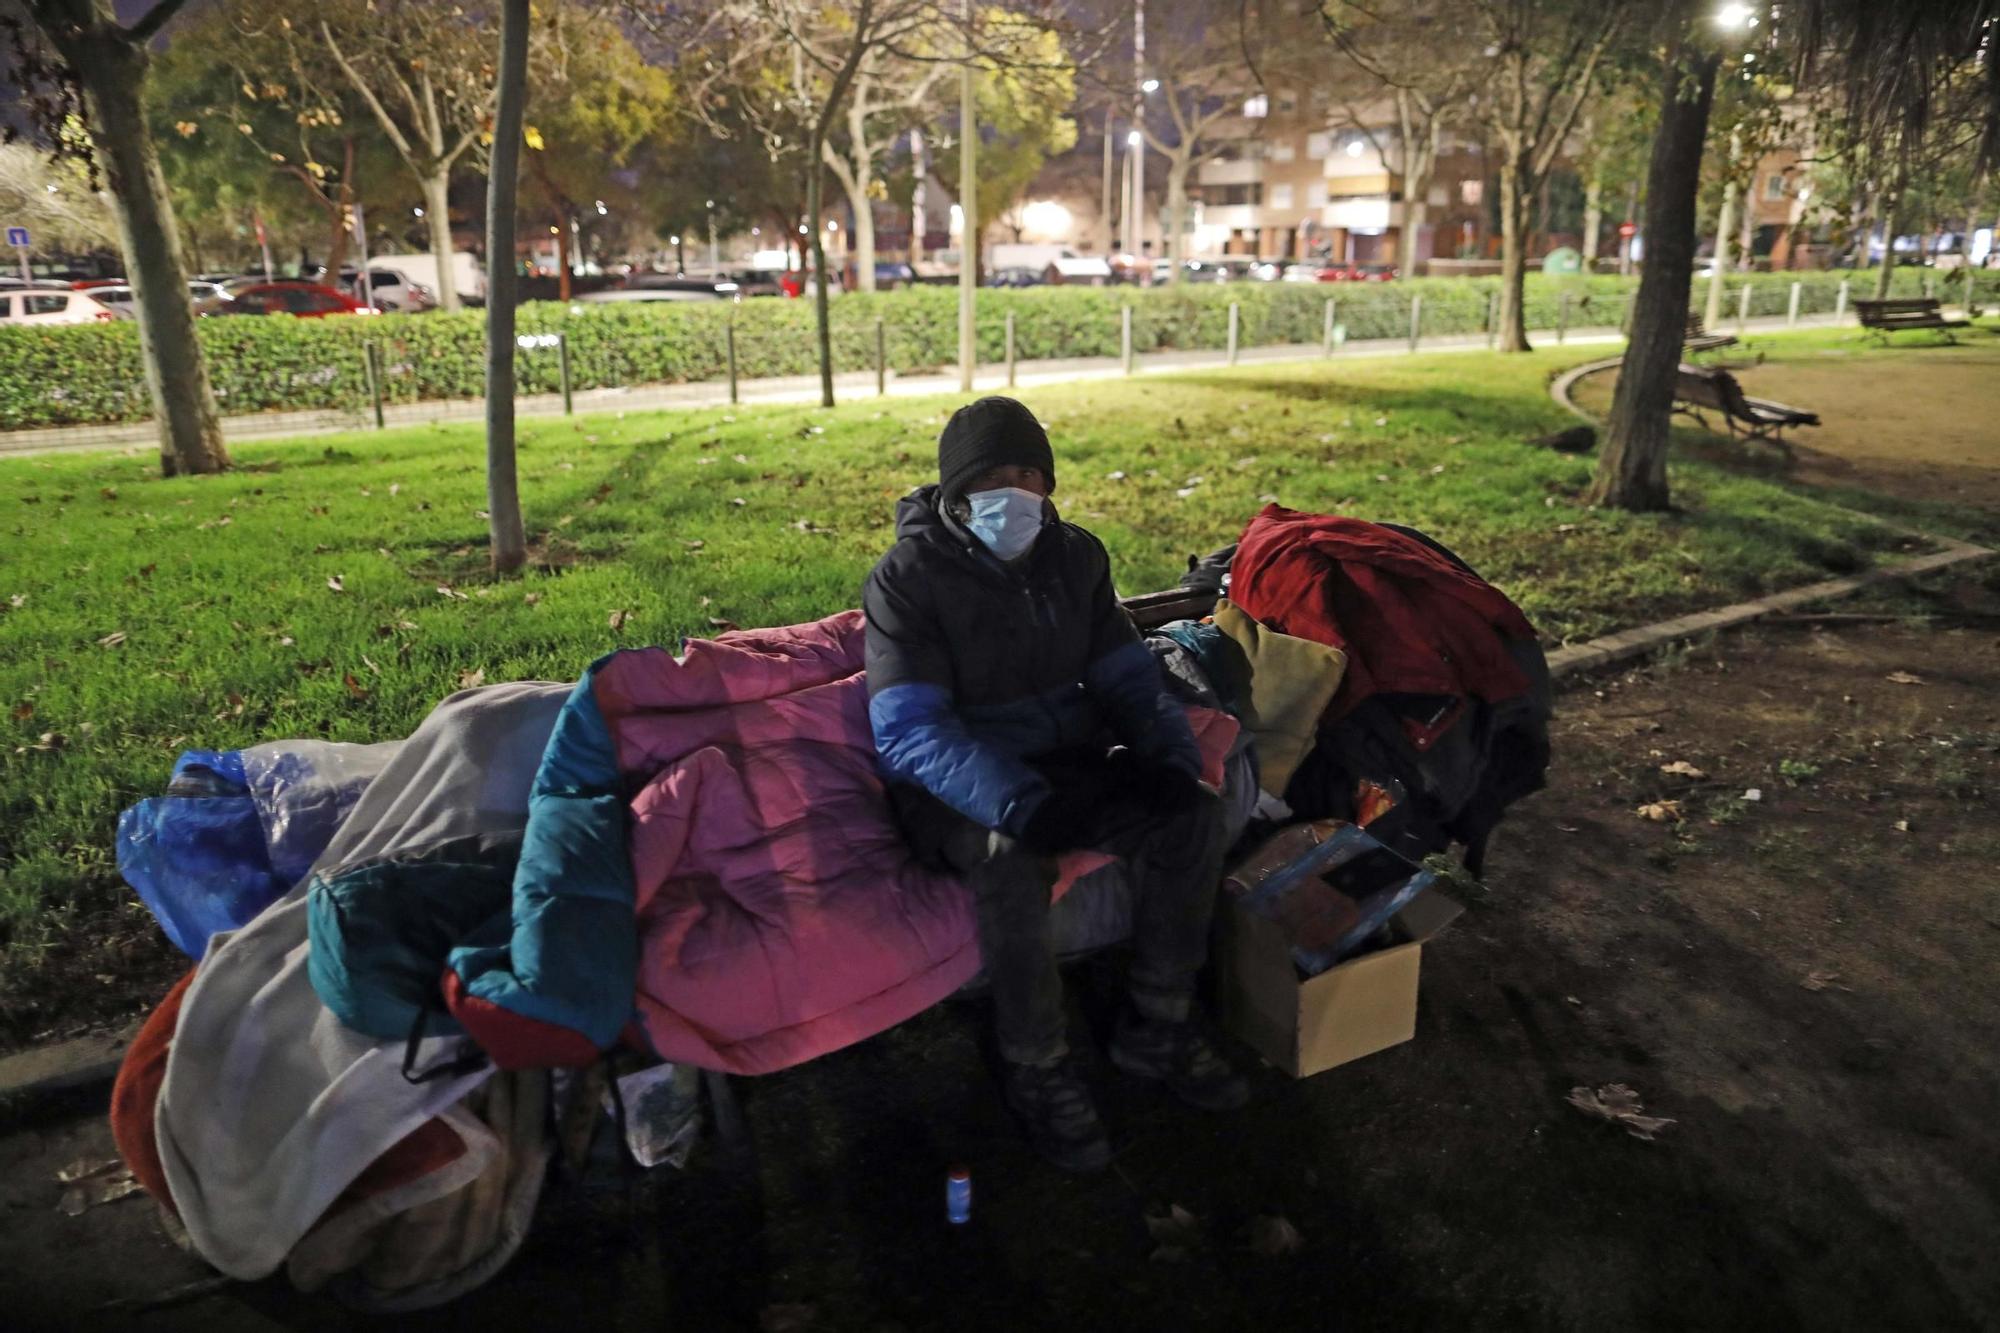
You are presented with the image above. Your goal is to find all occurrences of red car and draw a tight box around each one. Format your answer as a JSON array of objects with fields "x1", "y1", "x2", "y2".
[{"x1": 215, "y1": 281, "x2": 376, "y2": 318}]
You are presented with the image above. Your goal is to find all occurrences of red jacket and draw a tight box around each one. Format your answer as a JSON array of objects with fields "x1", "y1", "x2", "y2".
[{"x1": 1229, "y1": 506, "x2": 1537, "y2": 728}]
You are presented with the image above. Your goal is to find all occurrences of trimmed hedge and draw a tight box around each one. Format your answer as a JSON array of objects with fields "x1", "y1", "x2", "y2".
[{"x1": 1, "y1": 267, "x2": 1990, "y2": 432}]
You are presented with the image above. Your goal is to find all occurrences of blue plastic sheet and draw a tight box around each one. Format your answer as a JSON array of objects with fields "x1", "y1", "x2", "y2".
[{"x1": 116, "y1": 741, "x2": 397, "y2": 958}]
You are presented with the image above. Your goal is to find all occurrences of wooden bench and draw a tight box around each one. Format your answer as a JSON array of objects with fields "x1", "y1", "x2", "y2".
[
  {"x1": 1683, "y1": 311, "x2": 1738, "y2": 356},
  {"x1": 1853, "y1": 297, "x2": 1969, "y2": 342},
  {"x1": 1673, "y1": 363, "x2": 1820, "y2": 445}
]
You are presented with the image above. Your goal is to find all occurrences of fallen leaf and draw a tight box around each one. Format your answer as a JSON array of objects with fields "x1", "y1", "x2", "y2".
[
  {"x1": 389, "y1": 483, "x2": 402, "y2": 496},
  {"x1": 1885, "y1": 671, "x2": 1923, "y2": 685},
  {"x1": 1634, "y1": 800, "x2": 1683, "y2": 823},
  {"x1": 6, "y1": 594, "x2": 24, "y2": 609},
  {"x1": 326, "y1": 575, "x2": 345, "y2": 593},
  {"x1": 708, "y1": 617, "x2": 740, "y2": 632},
  {"x1": 1658, "y1": 761, "x2": 1706, "y2": 779},
  {"x1": 1741, "y1": 788, "x2": 1763, "y2": 802},
  {"x1": 1567, "y1": 1083, "x2": 1675, "y2": 1141},
  {"x1": 54, "y1": 1158, "x2": 141, "y2": 1216},
  {"x1": 1801, "y1": 970, "x2": 1851, "y2": 992},
  {"x1": 1144, "y1": 1203, "x2": 1203, "y2": 1261},
  {"x1": 1555, "y1": 823, "x2": 1579, "y2": 833},
  {"x1": 436, "y1": 584, "x2": 469, "y2": 601},
  {"x1": 1246, "y1": 1214, "x2": 1304, "y2": 1256},
  {"x1": 11, "y1": 702, "x2": 31, "y2": 721},
  {"x1": 1892, "y1": 819, "x2": 1911, "y2": 833},
  {"x1": 730, "y1": 497, "x2": 747, "y2": 507},
  {"x1": 684, "y1": 540, "x2": 706, "y2": 551},
  {"x1": 458, "y1": 668, "x2": 486, "y2": 689},
  {"x1": 523, "y1": 592, "x2": 542, "y2": 606},
  {"x1": 608, "y1": 609, "x2": 629, "y2": 632},
  {"x1": 99, "y1": 486, "x2": 118, "y2": 501},
  {"x1": 1106, "y1": 470, "x2": 1127, "y2": 480},
  {"x1": 96, "y1": 631, "x2": 128, "y2": 649},
  {"x1": 342, "y1": 672, "x2": 369, "y2": 699}
]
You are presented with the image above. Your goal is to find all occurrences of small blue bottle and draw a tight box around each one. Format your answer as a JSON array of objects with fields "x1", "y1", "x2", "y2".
[{"x1": 946, "y1": 1166, "x2": 972, "y2": 1225}]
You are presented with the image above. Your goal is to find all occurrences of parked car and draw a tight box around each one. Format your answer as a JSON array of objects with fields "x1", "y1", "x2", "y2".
[
  {"x1": 1151, "y1": 258, "x2": 1231, "y2": 283},
  {"x1": 73, "y1": 280, "x2": 234, "y2": 318},
  {"x1": 0, "y1": 287, "x2": 117, "y2": 324},
  {"x1": 779, "y1": 268, "x2": 844, "y2": 299},
  {"x1": 985, "y1": 266, "x2": 1043, "y2": 288},
  {"x1": 873, "y1": 261, "x2": 916, "y2": 289},
  {"x1": 1282, "y1": 262, "x2": 1338, "y2": 283},
  {"x1": 0, "y1": 275, "x2": 72, "y2": 290},
  {"x1": 69, "y1": 277, "x2": 125, "y2": 291},
  {"x1": 577, "y1": 283, "x2": 731, "y2": 304},
  {"x1": 214, "y1": 282, "x2": 375, "y2": 317},
  {"x1": 367, "y1": 252, "x2": 486, "y2": 306}
]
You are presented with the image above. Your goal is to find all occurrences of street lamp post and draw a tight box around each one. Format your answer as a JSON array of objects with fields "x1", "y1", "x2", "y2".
[
  {"x1": 671, "y1": 234, "x2": 683, "y2": 272},
  {"x1": 1132, "y1": 0, "x2": 1148, "y2": 282},
  {"x1": 707, "y1": 198, "x2": 718, "y2": 272}
]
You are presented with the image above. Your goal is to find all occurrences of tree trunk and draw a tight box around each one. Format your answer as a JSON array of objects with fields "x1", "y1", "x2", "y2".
[
  {"x1": 1165, "y1": 156, "x2": 1188, "y2": 283},
  {"x1": 1582, "y1": 172, "x2": 1603, "y2": 264},
  {"x1": 1588, "y1": 42, "x2": 1719, "y2": 513},
  {"x1": 809, "y1": 148, "x2": 834, "y2": 408},
  {"x1": 1401, "y1": 194, "x2": 1427, "y2": 279},
  {"x1": 1704, "y1": 170, "x2": 1736, "y2": 328},
  {"x1": 1496, "y1": 157, "x2": 1531, "y2": 353},
  {"x1": 421, "y1": 172, "x2": 459, "y2": 310},
  {"x1": 849, "y1": 187, "x2": 876, "y2": 293},
  {"x1": 483, "y1": 0, "x2": 530, "y2": 575},
  {"x1": 1874, "y1": 170, "x2": 1904, "y2": 299},
  {"x1": 555, "y1": 218, "x2": 572, "y2": 301},
  {"x1": 68, "y1": 26, "x2": 229, "y2": 476}
]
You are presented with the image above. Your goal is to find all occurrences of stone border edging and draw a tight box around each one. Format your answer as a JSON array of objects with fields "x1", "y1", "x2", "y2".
[{"x1": 1546, "y1": 538, "x2": 1994, "y2": 679}]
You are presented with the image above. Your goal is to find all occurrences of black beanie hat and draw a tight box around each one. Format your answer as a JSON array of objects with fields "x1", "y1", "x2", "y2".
[{"x1": 937, "y1": 396, "x2": 1056, "y2": 503}]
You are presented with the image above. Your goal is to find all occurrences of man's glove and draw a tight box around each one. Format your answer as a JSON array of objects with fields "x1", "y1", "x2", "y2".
[
  {"x1": 1107, "y1": 748, "x2": 1205, "y2": 812},
  {"x1": 1018, "y1": 790, "x2": 1105, "y2": 854}
]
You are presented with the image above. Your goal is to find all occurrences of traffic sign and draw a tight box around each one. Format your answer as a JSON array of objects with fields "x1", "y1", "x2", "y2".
[
  {"x1": 5, "y1": 227, "x2": 28, "y2": 248},
  {"x1": 1616, "y1": 221, "x2": 1637, "y2": 239}
]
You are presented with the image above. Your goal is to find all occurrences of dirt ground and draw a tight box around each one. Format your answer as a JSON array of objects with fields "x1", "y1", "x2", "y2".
[
  {"x1": 2, "y1": 371, "x2": 1996, "y2": 1329},
  {"x1": 1570, "y1": 340, "x2": 2000, "y2": 520}
]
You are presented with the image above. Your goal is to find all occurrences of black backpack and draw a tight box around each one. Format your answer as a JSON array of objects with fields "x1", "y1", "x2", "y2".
[{"x1": 1182, "y1": 525, "x2": 1551, "y2": 877}]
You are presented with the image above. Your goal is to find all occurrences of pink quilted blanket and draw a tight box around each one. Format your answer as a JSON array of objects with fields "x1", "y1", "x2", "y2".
[{"x1": 594, "y1": 610, "x2": 1237, "y2": 1074}]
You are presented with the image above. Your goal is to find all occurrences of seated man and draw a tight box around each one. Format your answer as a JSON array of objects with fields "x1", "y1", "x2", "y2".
[{"x1": 863, "y1": 395, "x2": 1248, "y2": 1173}]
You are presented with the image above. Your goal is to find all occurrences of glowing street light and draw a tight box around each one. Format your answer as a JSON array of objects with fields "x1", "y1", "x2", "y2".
[
  {"x1": 1127, "y1": 129, "x2": 1143, "y2": 147},
  {"x1": 1713, "y1": 3, "x2": 1753, "y2": 28},
  {"x1": 413, "y1": 207, "x2": 426, "y2": 218},
  {"x1": 1141, "y1": 78, "x2": 1159, "y2": 93},
  {"x1": 827, "y1": 219, "x2": 838, "y2": 232},
  {"x1": 594, "y1": 199, "x2": 607, "y2": 216},
  {"x1": 669, "y1": 234, "x2": 679, "y2": 244},
  {"x1": 1345, "y1": 137, "x2": 1365, "y2": 158}
]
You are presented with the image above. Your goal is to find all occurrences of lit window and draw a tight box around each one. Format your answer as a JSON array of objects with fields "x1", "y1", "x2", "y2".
[
  {"x1": 1243, "y1": 94, "x2": 1269, "y2": 119},
  {"x1": 1270, "y1": 140, "x2": 1296, "y2": 162},
  {"x1": 1460, "y1": 179, "x2": 1483, "y2": 206},
  {"x1": 1764, "y1": 174, "x2": 1787, "y2": 200},
  {"x1": 1307, "y1": 181, "x2": 1328, "y2": 207},
  {"x1": 1271, "y1": 184, "x2": 1294, "y2": 209},
  {"x1": 1306, "y1": 132, "x2": 1331, "y2": 159}
]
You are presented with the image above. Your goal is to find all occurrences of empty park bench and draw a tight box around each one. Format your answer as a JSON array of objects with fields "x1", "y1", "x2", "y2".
[
  {"x1": 1673, "y1": 363, "x2": 1820, "y2": 445},
  {"x1": 1853, "y1": 297, "x2": 1969, "y2": 342},
  {"x1": 1683, "y1": 311, "x2": 1738, "y2": 356}
]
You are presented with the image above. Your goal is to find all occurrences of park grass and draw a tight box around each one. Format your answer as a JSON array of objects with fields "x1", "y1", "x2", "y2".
[{"x1": 0, "y1": 332, "x2": 1944, "y2": 1035}]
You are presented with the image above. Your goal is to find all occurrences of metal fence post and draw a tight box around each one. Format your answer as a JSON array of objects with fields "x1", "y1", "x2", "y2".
[
  {"x1": 557, "y1": 332, "x2": 573, "y2": 415},
  {"x1": 1005, "y1": 311, "x2": 1016, "y2": 387},
  {"x1": 1556, "y1": 292, "x2": 1570, "y2": 344},
  {"x1": 1408, "y1": 294, "x2": 1422, "y2": 352},
  {"x1": 726, "y1": 319, "x2": 739, "y2": 405},
  {"x1": 1486, "y1": 291, "x2": 1499, "y2": 349},
  {"x1": 1121, "y1": 304, "x2": 1133, "y2": 375},
  {"x1": 1323, "y1": 298, "x2": 1335, "y2": 356},
  {"x1": 1923, "y1": 271, "x2": 1937, "y2": 300},
  {"x1": 1835, "y1": 278, "x2": 1849, "y2": 321},
  {"x1": 1736, "y1": 283, "x2": 1751, "y2": 336},
  {"x1": 875, "y1": 317, "x2": 886, "y2": 397},
  {"x1": 1787, "y1": 281, "x2": 1801, "y2": 328},
  {"x1": 1227, "y1": 301, "x2": 1240, "y2": 365},
  {"x1": 362, "y1": 342, "x2": 384, "y2": 429}
]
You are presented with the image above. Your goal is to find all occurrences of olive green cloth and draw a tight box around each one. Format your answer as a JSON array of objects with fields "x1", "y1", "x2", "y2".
[{"x1": 1211, "y1": 599, "x2": 1347, "y2": 797}]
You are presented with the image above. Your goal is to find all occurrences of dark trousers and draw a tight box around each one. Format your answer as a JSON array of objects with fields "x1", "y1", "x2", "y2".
[{"x1": 931, "y1": 789, "x2": 1231, "y2": 1067}]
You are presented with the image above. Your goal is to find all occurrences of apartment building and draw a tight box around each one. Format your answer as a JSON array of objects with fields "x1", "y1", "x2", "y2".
[{"x1": 1185, "y1": 91, "x2": 1486, "y2": 268}]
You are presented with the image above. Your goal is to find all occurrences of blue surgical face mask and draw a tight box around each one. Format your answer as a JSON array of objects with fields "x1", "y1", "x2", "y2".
[{"x1": 962, "y1": 486, "x2": 1047, "y2": 562}]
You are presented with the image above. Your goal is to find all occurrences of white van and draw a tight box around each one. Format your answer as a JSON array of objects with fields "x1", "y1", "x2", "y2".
[{"x1": 368, "y1": 252, "x2": 486, "y2": 306}]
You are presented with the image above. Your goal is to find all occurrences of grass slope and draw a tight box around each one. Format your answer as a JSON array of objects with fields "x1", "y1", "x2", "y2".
[{"x1": 0, "y1": 335, "x2": 1947, "y2": 1039}]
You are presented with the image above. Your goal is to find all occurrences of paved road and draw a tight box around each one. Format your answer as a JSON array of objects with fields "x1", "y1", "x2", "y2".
[{"x1": 0, "y1": 311, "x2": 1856, "y2": 458}]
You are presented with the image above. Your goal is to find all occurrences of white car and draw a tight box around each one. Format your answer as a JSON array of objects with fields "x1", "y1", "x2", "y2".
[{"x1": 0, "y1": 288, "x2": 116, "y2": 324}]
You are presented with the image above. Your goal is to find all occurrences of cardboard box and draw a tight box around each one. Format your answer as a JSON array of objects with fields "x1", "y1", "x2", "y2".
[{"x1": 1218, "y1": 888, "x2": 1462, "y2": 1078}]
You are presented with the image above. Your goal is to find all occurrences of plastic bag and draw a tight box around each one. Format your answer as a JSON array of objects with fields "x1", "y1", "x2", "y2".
[{"x1": 116, "y1": 741, "x2": 397, "y2": 958}]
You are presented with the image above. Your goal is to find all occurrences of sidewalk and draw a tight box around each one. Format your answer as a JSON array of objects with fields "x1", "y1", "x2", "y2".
[{"x1": 0, "y1": 310, "x2": 1855, "y2": 457}]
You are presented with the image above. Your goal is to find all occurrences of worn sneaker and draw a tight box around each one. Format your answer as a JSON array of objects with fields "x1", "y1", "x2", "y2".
[
  {"x1": 1002, "y1": 1059, "x2": 1112, "y2": 1174},
  {"x1": 1108, "y1": 1013, "x2": 1251, "y2": 1112}
]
